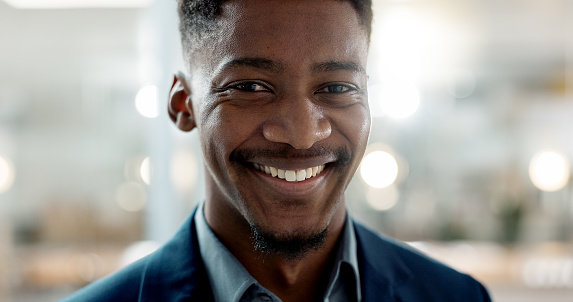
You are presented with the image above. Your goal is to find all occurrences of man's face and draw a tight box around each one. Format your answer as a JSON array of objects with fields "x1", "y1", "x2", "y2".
[{"x1": 186, "y1": 0, "x2": 370, "y2": 241}]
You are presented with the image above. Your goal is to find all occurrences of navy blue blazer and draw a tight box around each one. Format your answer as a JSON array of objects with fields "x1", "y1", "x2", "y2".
[{"x1": 60, "y1": 210, "x2": 491, "y2": 301}]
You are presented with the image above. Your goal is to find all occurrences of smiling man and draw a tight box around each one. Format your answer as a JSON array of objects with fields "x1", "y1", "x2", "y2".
[{"x1": 61, "y1": 0, "x2": 491, "y2": 301}]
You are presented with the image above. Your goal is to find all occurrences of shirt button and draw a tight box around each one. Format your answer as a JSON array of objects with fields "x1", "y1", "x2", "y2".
[{"x1": 257, "y1": 293, "x2": 272, "y2": 301}]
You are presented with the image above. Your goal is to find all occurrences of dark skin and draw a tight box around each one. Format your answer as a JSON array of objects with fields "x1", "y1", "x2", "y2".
[{"x1": 169, "y1": 0, "x2": 370, "y2": 301}]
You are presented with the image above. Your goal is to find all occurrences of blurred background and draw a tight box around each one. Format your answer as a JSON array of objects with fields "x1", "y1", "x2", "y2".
[{"x1": 0, "y1": 0, "x2": 572, "y2": 301}]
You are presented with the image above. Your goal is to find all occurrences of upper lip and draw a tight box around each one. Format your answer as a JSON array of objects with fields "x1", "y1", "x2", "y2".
[
  {"x1": 231, "y1": 145, "x2": 341, "y2": 170},
  {"x1": 247, "y1": 157, "x2": 336, "y2": 171}
]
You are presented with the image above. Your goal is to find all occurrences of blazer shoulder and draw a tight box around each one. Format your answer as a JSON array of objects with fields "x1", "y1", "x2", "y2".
[
  {"x1": 59, "y1": 210, "x2": 213, "y2": 302},
  {"x1": 354, "y1": 221, "x2": 492, "y2": 302},
  {"x1": 58, "y1": 257, "x2": 148, "y2": 302}
]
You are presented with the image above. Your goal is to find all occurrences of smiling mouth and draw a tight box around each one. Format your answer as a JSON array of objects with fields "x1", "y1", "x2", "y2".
[{"x1": 253, "y1": 163, "x2": 326, "y2": 182}]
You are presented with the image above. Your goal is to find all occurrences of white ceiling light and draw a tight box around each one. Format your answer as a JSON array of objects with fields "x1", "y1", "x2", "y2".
[{"x1": 2, "y1": 0, "x2": 154, "y2": 9}]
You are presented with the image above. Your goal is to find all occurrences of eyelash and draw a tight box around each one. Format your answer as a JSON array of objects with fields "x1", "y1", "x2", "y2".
[
  {"x1": 229, "y1": 82, "x2": 356, "y2": 94},
  {"x1": 231, "y1": 82, "x2": 270, "y2": 92},
  {"x1": 316, "y1": 84, "x2": 355, "y2": 94}
]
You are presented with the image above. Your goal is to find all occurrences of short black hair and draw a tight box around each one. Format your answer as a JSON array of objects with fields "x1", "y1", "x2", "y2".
[{"x1": 177, "y1": 0, "x2": 372, "y2": 55}]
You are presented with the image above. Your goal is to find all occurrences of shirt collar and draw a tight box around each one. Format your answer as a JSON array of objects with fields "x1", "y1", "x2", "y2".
[
  {"x1": 323, "y1": 214, "x2": 362, "y2": 301},
  {"x1": 195, "y1": 202, "x2": 361, "y2": 302},
  {"x1": 195, "y1": 202, "x2": 280, "y2": 302}
]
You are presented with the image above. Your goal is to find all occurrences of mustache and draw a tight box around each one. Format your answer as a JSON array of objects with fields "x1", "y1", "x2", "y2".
[{"x1": 230, "y1": 145, "x2": 352, "y2": 166}]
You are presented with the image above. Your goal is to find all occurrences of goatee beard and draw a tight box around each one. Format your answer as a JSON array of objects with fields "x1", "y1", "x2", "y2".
[{"x1": 250, "y1": 225, "x2": 328, "y2": 261}]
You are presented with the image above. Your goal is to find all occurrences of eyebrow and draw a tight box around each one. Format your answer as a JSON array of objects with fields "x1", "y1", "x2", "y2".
[
  {"x1": 311, "y1": 61, "x2": 365, "y2": 74},
  {"x1": 221, "y1": 57, "x2": 285, "y2": 73},
  {"x1": 219, "y1": 57, "x2": 365, "y2": 75}
]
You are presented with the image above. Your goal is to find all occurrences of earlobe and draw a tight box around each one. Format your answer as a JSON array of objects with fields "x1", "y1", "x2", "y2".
[{"x1": 168, "y1": 73, "x2": 196, "y2": 132}]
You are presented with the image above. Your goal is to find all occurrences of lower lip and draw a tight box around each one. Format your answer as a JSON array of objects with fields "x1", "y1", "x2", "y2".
[{"x1": 250, "y1": 166, "x2": 330, "y2": 196}]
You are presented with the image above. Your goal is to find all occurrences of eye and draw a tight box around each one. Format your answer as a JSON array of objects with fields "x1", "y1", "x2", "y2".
[
  {"x1": 232, "y1": 82, "x2": 270, "y2": 92},
  {"x1": 316, "y1": 84, "x2": 354, "y2": 94},
  {"x1": 313, "y1": 82, "x2": 364, "y2": 108}
]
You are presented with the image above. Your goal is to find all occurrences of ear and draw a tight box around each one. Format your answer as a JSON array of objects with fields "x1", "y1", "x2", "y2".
[{"x1": 168, "y1": 72, "x2": 196, "y2": 132}]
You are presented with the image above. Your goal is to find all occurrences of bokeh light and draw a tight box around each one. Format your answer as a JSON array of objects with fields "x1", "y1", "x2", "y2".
[
  {"x1": 140, "y1": 157, "x2": 151, "y2": 185},
  {"x1": 0, "y1": 155, "x2": 15, "y2": 194},
  {"x1": 170, "y1": 149, "x2": 198, "y2": 194},
  {"x1": 115, "y1": 181, "x2": 147, "y2": 212},
  {"x1": 369, "y1": 2, "x2": 466, "y2": 88},
  {"x1": 135, "y1": 85, "x2": 158, "y2": 118},
  {"x1": 124, "y1": 155, "x2": 146, "y2": 183},
  {"x1": 365, "y1": 185, "x2": 400, "y2": 211},
  {"x1": 360, "y1": 150, "x2": 399, "y2": 188},
  {"x1": 375, "y1": 81, "x2": 420, "y2": 119},
  {"x1": 71, "y1": 253, "x2": 105, "y2": 283},
  {"x1": 529, "y1": 150, "x2": 570, "y2": 192}
]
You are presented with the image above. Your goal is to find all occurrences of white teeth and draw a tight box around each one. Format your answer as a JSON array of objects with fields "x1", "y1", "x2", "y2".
[
  {"x1": 296, "y1": 170, "x2": 306, "y2": 181},
  {"x1": 285, "y1": 170, "x2": 297, "y2": 182},
  {"x1": 253, "y1": 163, "x2": 326, "y2": 182},
  {"x1": 270, "y1": 167, "x2": 278, "y2": 177},
  {"x1": 305, "y1": 168, "x2": 312, "y2": 179}
]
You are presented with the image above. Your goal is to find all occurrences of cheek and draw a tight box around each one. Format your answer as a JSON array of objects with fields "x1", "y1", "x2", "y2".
[
  {"x1": 335, "y1": 105, "x2": 371, "y2": 152},
  {"x1": 196, "y1": 107, "x2": 229, "y2": 178},
  {"x1": 198, "y1": 106, "x2": 257, "y2": 170}
]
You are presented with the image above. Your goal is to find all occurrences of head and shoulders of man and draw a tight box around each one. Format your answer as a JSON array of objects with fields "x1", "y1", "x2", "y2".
[
  {"x1": 167, "y1": 0, "x2": 373, "y2": 299},
  {"x1": 59, "y1": 2, "x2": 492, "y2": 301}
]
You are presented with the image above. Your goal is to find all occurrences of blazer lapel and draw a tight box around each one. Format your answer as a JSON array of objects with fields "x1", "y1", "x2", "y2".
[
  {"x1": 354, "y1": 221, "x2": 413, "y2": 302},
  {"x1": 135, "y1": 214, "x2": 411, "y2": 301},
  {"x1": 139, "y1": 210, "x2": 215, "y2": 302}
]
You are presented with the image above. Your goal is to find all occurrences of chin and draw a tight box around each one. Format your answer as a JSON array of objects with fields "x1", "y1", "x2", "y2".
[
  {"x1": 244, "y1": 196, "x2": 342, "y2": 260},
  {"x1": 249, "y1": 195, "x2": 339, "y2": 235},
  {"x1": 249, "y1": 221, "x2": 329, "y2": 261}
]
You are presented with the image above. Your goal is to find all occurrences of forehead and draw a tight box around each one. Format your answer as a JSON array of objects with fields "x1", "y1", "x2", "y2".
[
  {"x1": 191, "y1": 0, "x2": 368, "y2": 75},
  {"x1": 221, "y1": 0, "x2": 362, "y2": 35}
]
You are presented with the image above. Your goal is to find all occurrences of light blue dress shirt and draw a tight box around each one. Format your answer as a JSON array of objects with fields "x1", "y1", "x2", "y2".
[{"x1": 195, "y1": 202, "x2": 361, "y2": 302}]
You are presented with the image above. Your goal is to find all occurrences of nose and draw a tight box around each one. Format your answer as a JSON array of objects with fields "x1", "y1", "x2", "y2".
[{"x1": 262, "y1": 97, "x2": 332, "y2": 149}]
